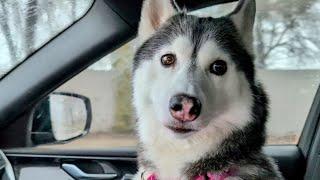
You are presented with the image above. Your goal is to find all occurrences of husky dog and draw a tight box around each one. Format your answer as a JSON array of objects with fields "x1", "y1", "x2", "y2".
[{"x1": 132, "y1": 0, "x2": 283, "y2": 179}]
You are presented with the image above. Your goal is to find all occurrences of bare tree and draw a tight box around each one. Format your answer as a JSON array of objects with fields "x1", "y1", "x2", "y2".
[
  {"x1": 41, "y1": 1, "x2": 55, "y2": 35},
  {"x1": 254, "y1": 0, "x2": 320, "y2": 68},
  {"x1": 71, "y1": 1, "x2": 77, "y2": 21},
  {"x1": 0, "y1": 0, "x2": 18, "y2": 64},
  {"x1": 255, "y1": 15, "x2": 296, "y2": 67},
  {"x1": 0, "y1": 0, "x2": 39, "y2": 65},
  {"x1": 24, "y1": 0, "x2": 38, "y2": 54}
]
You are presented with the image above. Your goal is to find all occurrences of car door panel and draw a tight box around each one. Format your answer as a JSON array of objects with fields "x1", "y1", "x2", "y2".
[
  {"x1": 5, "y1": 152, "x2": 136, "y2": 180},
  {"x1": 3, "y1": 145, "x2": 304, "y2": 180}
]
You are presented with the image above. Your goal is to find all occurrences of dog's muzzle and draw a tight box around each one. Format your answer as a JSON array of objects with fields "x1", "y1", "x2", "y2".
[{"x1": 169, "y1": 94, "x2": 201, "y2": 122}]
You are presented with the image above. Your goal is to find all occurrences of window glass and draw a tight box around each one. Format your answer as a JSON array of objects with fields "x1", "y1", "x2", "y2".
[
  {"x1": 39, "y1": 0, "x2": 320, "y2": 149},
  {"x1": 191, "y1": 1, "x2": 320, "y2": 144},
  {"x1": 0, "y1": 0, "x2": 94, "y2": 78}
]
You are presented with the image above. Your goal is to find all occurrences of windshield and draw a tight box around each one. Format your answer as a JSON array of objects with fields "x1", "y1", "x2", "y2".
[{"x1": 0, "y1": 0, "x2": 94, "y2": 79}]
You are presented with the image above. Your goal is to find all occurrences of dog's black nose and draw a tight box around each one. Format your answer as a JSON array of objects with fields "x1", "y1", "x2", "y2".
[{"x1": 169, "y1": 94, "x2": 201, "y2": 122}]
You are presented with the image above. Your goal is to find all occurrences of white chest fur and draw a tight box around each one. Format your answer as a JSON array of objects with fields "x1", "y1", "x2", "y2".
[{"x1": 141, "y1": 126, "x2": 224, "y2": 179}]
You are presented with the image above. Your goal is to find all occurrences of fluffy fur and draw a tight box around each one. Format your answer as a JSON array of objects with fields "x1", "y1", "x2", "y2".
[{"x1": 132, "y1": 0, "x2": 283, "y2": 179}]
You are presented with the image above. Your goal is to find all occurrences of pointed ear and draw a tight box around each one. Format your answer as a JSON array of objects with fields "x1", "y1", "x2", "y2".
[
  {"x1": 229, "y1": 0, "x2": 256, "y2": 52},
  {"x1": 138, "y1": 0, "x2": 177, "y2": 43}
]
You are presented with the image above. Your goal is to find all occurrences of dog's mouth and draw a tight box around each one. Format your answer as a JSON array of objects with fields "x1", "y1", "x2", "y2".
[{"x1": 165, "y1": 125, "x2": 196, "y2": 134}]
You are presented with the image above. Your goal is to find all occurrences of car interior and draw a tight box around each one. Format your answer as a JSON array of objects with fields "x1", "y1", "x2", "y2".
[{"x1": 0, "y1": 0, "x2": 320, "y2": 179}]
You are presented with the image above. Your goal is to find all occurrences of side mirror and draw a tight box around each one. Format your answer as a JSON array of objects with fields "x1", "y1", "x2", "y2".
[{"x1": 29, "y1": 92, "x2": 92, "y2": 146}]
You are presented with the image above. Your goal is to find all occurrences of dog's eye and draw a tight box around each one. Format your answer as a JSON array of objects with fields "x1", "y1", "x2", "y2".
[
  {"x1": 209, "y1": 60, "x2": 227, "y2": 76},
  {"x1": 161, "y1": 54, "x2": 176, "y2": 67}
]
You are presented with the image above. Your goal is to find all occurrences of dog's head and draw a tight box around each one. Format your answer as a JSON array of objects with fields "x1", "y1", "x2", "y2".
[{"x1": 133, "y1": 0, "x2": 258, "y2": 142}]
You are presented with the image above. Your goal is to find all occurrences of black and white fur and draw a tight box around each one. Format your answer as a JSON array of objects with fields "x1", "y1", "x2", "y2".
[{"x1": 132, "y1": 0, "x2": 283, "y2": 179}]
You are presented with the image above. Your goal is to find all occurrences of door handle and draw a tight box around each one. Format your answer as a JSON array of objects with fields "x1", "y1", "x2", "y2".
[{"x1": 62, "y1": 163, "x2": 118, "y2": 180}]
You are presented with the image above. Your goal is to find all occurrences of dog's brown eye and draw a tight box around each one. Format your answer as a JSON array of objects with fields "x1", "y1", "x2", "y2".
[
  {"x1": 209, "y1": 60, "x2": 227, "y2": 76},
  {"x1": 161, "y1": 54, "x2": 176, "y2": 67}
]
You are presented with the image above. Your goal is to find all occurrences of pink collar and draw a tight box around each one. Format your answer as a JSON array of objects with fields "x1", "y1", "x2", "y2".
[{"x1": 147, "y1": 167, "x2": 238, "y2": 180}]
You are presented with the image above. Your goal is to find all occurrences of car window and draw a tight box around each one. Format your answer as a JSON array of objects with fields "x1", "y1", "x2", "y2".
[
  {"x1": 34, "y1": 0, "x2": 320, "y2": 149},
  {"x1": 0, "y1": 0, "x2": 94, "y2": 79},
  {"x1": 191, "y1": 1, "x2": 320, "y2": 144}
]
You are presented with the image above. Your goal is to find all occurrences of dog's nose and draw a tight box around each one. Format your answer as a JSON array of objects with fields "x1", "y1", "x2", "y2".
[{"x1": 169, "y1": 94, "x2": 201, "y2": 122}]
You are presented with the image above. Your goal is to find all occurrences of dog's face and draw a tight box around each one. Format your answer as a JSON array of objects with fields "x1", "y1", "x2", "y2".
[{"x1": 133, "y1": 0, "x2": 257, "y2": 141}]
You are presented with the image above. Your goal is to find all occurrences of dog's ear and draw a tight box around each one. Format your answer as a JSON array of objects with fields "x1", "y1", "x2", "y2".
[
  {"x1": 229, "y1": 0, "x2": 256, "y2": 52},
  {"x1": 138, "y1": 0, "x2": 176, "y2": 43}
]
